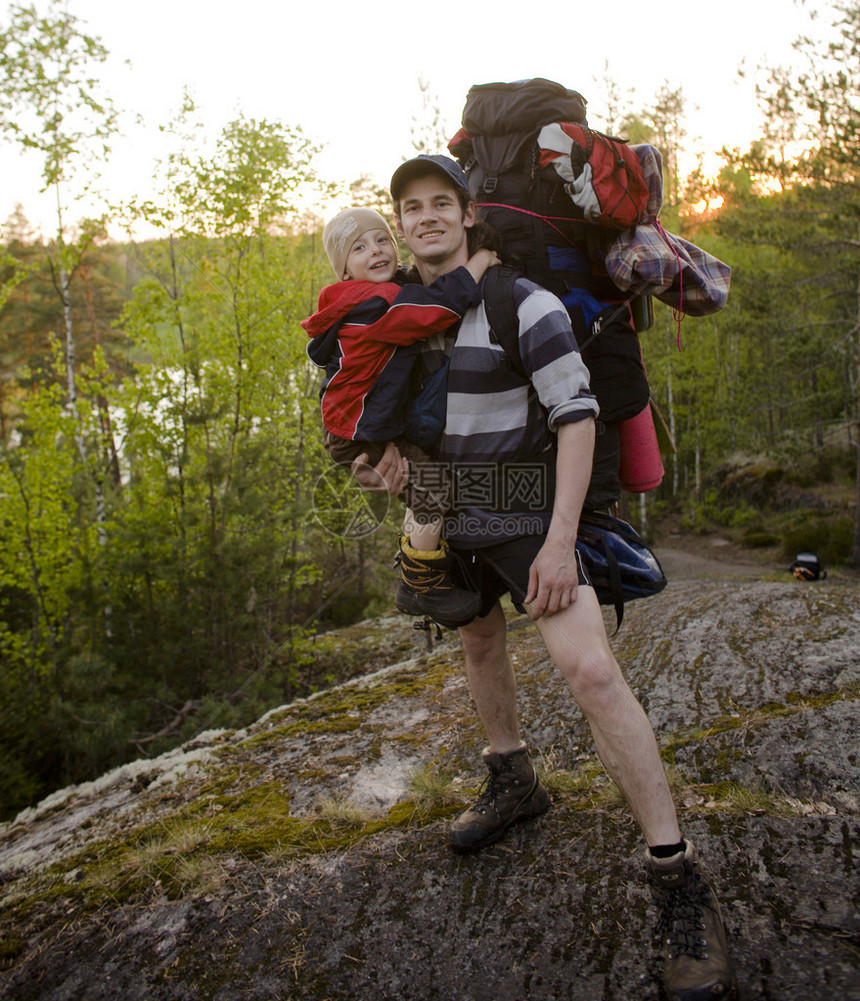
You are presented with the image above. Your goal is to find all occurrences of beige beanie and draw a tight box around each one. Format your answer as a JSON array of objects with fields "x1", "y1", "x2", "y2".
[{"x1": 322, "y1": 208, "x2": 396, "y2": 279}]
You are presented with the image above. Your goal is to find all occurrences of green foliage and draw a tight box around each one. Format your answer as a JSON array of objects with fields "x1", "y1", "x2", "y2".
[
  {"x1": 3, "y1": 2, "x2": 856, "y2": 824},
  {"x1": 0, "y1": 0, "x2": 118, "y2": 190},
  {"x1": 680, "y1": 445, "x2": 855, "y2": 566},
  {"x1": 783, "y1": 444, "x2": 856, "y2": 488},
  {"x1": 637, "y1": 5, "x2": 858, "y2": 575},
  {"x1": 0, "y1": 217, "x2": 131, "y2": 403},
  {"x1": 680, "y1": 489, "x2": 761, "y2": 534},
  {"x1": 0, "y1": 108, "x2": 397, "y2": 822},
  {"x1": 741, "y1": 530, "x2": 780, "y2": 549},
  {"x1": 780, "y1": 511, "x2": 854, "y2": 565}
]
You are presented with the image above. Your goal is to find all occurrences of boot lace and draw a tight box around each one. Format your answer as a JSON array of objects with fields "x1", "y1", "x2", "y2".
[
  {"x1": 653, "y1": 877, "x2": 711, "y2": 960},
  {"x1": 472, "y1": 770, "x2": 508, "y2": 814},
  {"x1": 395, "y1": 548, "x2": 452, "y2": 593}
]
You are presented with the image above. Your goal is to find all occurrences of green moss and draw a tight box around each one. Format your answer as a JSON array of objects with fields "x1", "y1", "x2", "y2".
[
  {"x1": 0, "y1": 936, "x2": 26, "y2": 964},
  {"x1": 296, "y1": 768, "x2": 331, "y2": 781},
  {"x1": 663, "y1": 688, "x2": 858, "y2": 754},
  {"x1": 11, "y1": 776, "x2": 462, "y2": 920},
  {"x1": 234, "y1": 659, "x2": 457, "y2": 754},
  {"x1": 386, "y1": 798, "x2": 458, "y2": 827},
  {"x1": 693, "y1": 781, "x2": 800, "y2": 815},
  {"x1": 0, "y1": 654, "x2": 476, "y2": 923},
  {"x1": 7, "y1": 636, "x2": 856, "y2": 967}
]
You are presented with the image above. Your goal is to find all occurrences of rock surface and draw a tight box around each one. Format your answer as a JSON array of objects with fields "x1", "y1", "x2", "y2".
[{"x1": 1, "y1": 535, "x2": 858, "y2": 1000}]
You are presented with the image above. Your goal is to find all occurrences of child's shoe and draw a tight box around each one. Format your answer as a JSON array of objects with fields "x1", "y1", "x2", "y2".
[{"x1": 394, "y1": 538, "x2": 480, "y2": 629}]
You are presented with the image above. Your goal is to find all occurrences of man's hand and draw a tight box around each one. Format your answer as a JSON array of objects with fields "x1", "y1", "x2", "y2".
[
  {"x1": 350, "y1": 440, "x2": 409, "y2": 496},
  {"x1": 524, "y1": 538, "x2": 579, "y2": 620},
  {"x1": 524, "y1": 419, "x2": 593, "y2": 619}
]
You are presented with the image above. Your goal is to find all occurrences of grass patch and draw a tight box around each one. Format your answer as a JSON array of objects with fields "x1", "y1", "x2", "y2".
[
  {"x1": 313, "y1": 794, "x2": 371, "y2": 829},
  {"x1": 535, "y1": 748, "x2": 627, "y2": 809},
  {"x1": 409, "y1": 765, "x2": 462, "y2": 809}
]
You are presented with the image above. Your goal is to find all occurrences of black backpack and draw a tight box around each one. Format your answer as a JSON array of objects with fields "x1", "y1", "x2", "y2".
[
  {"x1": 482, "y1": 263, "x2": 650, "y2": 511},
  {"x1": 449, "y1": 78, "x2": 654, "y2": 510},
  {"x1": 791, "y1": 552, "x2": 827, "y2": 581}
]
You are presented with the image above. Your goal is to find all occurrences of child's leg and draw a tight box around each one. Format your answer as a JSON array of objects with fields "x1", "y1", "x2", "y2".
[
  {"x1": 324, "y1": 433, "x2": 386, "y2": 469},
  {"x1": 393, "y1": 443, "x2": 478, "y2": 628},
  {"x1": 396, "y1": 463, "x2": 477, "y2": 627},
  {"x1": 399, "y1": 444, "x2": 450, "y2": 547},
  {"x1": 404, "y1": 509, "x2": 442, "y2": 553}
]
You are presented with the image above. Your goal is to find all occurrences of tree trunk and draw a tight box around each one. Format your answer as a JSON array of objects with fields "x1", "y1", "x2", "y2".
[
  {"x1": 695, "y1": 426, "x2": 701, "y2": 497},
  {"x1": 853, "y1": 231, "x2": 860, "y2": 568},
  {"x1": 812, "y1": 371, "x2": 823, "y2": 448},
  {"x1": 853, "y1": 414, "x2": 860, "y2": 568},
  {"x1": 667, "y1": 360, "x2": 678, "y2": 495},
  {"x1": 60, "y1": 262, "x2": 78, "y2": 412},
  {"x1": 61, "y1": 253, "x2": 111, "y2": 633}
]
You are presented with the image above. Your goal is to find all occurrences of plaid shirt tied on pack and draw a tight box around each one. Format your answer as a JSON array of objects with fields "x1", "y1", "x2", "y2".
[
  {"x1": 605, "y1": 223, "x2": 731, "y2": 317},
  {"x1": 605, "y1": 143, "x2": 731, "y2": 317}
]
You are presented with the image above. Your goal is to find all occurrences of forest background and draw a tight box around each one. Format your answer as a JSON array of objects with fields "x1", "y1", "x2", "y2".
[{"x1": 0, "y1": 0, "x2": 857, "y2": 822}]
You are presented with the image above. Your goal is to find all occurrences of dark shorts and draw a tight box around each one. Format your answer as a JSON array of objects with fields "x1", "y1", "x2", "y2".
[{"x1": 450, "y1": 534, "x2": 591, "y2": 618}]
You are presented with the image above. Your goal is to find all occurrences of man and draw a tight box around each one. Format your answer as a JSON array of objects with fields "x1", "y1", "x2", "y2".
[{"x1": 355, "y1": 154, "x2": 736, "y2": 1001}]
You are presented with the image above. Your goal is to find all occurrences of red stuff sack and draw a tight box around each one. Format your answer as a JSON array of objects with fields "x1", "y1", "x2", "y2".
[{"x1": 538, "y1": 123, "x2": 650, "y2": 229}]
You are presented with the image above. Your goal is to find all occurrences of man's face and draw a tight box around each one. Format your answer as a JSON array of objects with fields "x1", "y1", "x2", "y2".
[{"x1": 395, "y1": 176, "x2": 475, "y2": 267}]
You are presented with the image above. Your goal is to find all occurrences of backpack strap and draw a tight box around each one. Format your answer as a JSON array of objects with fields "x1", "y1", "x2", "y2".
[
  {"x1": 483, "y1": 265, "x2": 526, "y2": 377},
  {"x1": 485, "y1": 267, "x2": 613, "y2": 628}
]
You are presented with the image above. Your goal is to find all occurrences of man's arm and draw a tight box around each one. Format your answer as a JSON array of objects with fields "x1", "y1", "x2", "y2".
[
  {"x1": 525, "y1": 417, "x2": 595, "y2": 619},
  {"x1": 345, "y1": 265, "x2": 490, "y2": 347}
]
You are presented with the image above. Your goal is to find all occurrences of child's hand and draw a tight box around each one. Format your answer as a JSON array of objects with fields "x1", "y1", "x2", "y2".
[{"x1": 465, "y1": 248, "x2": 501, "y2": 283}]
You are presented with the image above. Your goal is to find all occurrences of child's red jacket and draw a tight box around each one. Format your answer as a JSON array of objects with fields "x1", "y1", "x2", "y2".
[{"x1": 303, "y1": 268, "x2": 481, "y2": 442}]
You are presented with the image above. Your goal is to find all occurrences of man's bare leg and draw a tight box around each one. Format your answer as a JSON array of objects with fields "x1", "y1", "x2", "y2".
[
  {"x1": 457, "y1": 603, "x2": 521, "y2": 754},
  {"x1": 534, "y1": 586, "x2": 681, "y2": 846},
  {"x1": 454, "y1": 590, "x2": 679, "y2": 847},
  {"x1": 449, "y1": 602, "x2": 550, "y2": 851},
  {"x1": 456, "y1": 587, "x2": 733, "y2": 995}
]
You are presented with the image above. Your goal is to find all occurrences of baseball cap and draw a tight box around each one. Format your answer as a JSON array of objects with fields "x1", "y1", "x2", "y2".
[{"x1": 389, "y1": 154, "x2": 471, "y2": 203}]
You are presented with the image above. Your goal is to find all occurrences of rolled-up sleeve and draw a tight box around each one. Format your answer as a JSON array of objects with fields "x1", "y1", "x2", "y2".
[{"x1": 517, "y1": 285, "x2": 599, "y2": 430}]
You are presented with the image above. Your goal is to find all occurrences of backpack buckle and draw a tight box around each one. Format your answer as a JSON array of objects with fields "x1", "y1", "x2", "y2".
[{"x1": 482, "y1": 174, "x2": 498, "y2": 194}]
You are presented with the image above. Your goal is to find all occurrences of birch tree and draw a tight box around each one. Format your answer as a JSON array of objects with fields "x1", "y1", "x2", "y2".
[{"x1": 0, "y1": 0, "x2": 119, "y2": 413}]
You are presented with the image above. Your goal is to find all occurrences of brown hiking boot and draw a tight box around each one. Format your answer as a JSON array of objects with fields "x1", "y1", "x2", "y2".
[
  {"x1": 449, "y1": 745, "x2": 551, "y2": 852},
  {"x1": 394, "y1": 538, "x2": 480, "y2": 630},
  {"x1": 646, "y1": 841, "x2": 738, "y2": 1001}
]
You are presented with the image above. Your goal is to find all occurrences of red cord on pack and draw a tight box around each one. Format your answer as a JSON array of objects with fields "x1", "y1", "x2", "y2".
[
  {"x1": 477, "y1": 202, "x2": 580, "y2": 247},
  {"x1": 653, "y1": 219, "x2": 685, "y2": 350}
]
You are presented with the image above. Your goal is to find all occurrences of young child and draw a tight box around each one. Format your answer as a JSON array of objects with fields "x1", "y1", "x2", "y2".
[{"x1": 303, "y1": 207, "x2": 498, "y2": 628}]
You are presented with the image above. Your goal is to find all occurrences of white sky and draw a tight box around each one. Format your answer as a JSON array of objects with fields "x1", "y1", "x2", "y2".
[{"x1": 1, "y1": 0, "x2": 823, "y2": 239}]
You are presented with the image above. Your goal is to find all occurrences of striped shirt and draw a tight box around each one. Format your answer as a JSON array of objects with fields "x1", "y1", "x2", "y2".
[{"x1": 423, "y1": 274, "x2": 598, "y2": 545}]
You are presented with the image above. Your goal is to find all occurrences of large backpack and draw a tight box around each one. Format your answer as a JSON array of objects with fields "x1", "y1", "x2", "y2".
[
  {"x1": 482, "y1": 265, "x2": 652, "y2": 510},
  {"x1": 448, "y1": 78, "x2": 657, "y2": 511}
]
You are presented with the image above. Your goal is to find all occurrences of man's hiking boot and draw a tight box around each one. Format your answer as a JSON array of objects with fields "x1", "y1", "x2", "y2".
[
  {"x1": 449, "y1": 745, "x2": 550, "y2": 852},
  {"x1": 646, "y1": 841, "x2": 737, "y2": 1001},
  {"x1": 395, "y1": 538, "x2": 480, "y2": 630}
]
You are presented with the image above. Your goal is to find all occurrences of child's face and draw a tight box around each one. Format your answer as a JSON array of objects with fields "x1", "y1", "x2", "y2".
[{"x1": 344, "y1": 229, "x2": 397, "y2": 283}]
